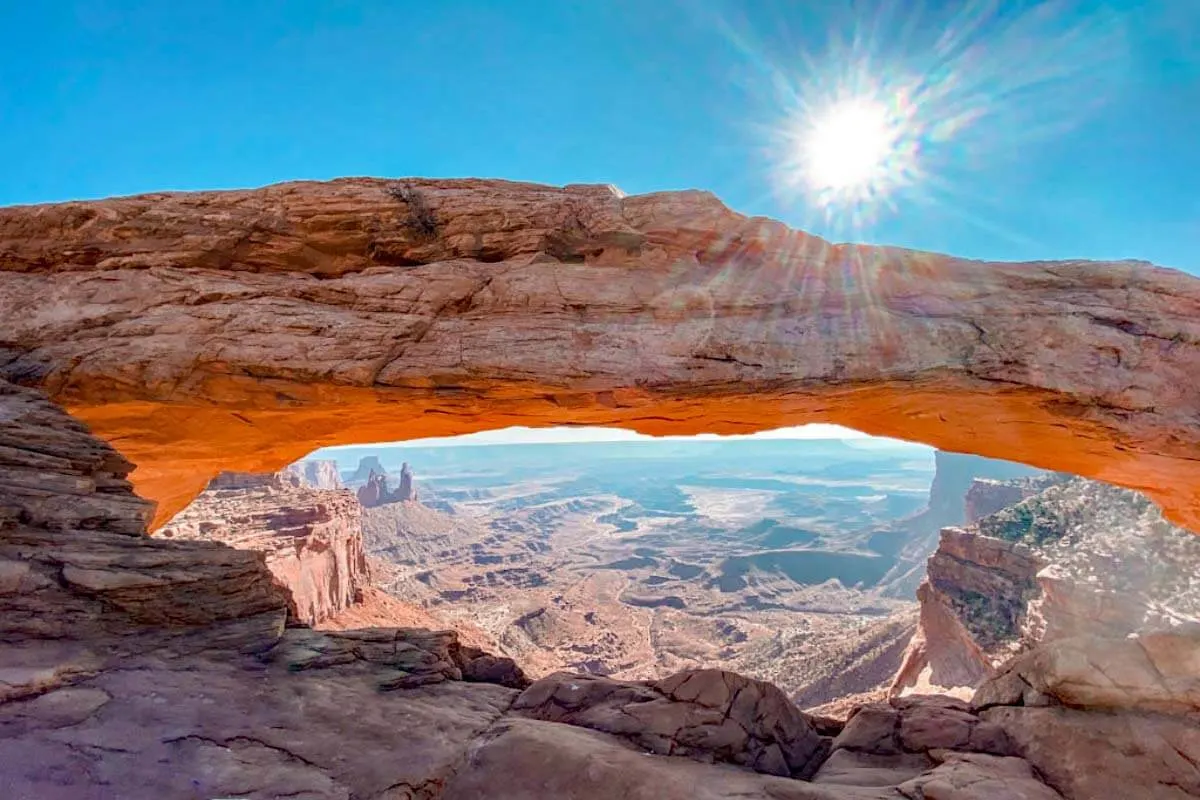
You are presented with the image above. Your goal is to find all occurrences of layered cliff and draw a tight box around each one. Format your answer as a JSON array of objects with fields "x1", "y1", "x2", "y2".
[
  {"x1": 893, "y1": 476, "x2": 1200, "y2": 696},
  {"x1": 872, "y1": 452, "x2": 1042, "y2": 597},
  {"x1": 158, "y1": 472, "x2": 370, "y2": 625}
]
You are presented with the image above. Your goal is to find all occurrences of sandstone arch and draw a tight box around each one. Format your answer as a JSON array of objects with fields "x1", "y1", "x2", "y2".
[{"x1": 2, "y1": 178, "x2": 1199, "y2": 529}]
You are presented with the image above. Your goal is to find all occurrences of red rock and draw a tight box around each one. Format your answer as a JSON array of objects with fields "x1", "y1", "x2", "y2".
[
  {"x1": 893, "y1": 476, "x2": 1200, "y2": 699},
  {"x1": 158, "y1": 471, "x2": 370, "y2": 625},
  {"x1": 1, "y1": 180, "x2": 1199, "y2": 530},
  {"x1": 511, "y1": 668, "x2": 828, "y2": 779}
]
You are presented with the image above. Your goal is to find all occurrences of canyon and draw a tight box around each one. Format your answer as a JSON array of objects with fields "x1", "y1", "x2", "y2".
[{"x1": 2, "y1": 178, "x2": 1200, "y2": 798}]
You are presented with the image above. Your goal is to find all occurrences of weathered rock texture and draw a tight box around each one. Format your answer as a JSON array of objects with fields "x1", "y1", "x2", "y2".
[
  {"x1": 158, "y1": 471, "x2": 370, "y2": 624},
  {"x1": 964, "y1": 474, "x2": 1065, "y2": 524},
  {"x1": 873, "y1": 452, "x2": 1042, "y2": 598},
  {"x1": 893, "y1": 476, "x2": 1200, "y2": 698},
  {"x1": 0, "y1": 379, "x2": 291, "y2": 699},
  {"x1": 512, "y1": 668, "x2": 829, "y2": 779},
  {"x1": 970, "y1": 629, "x2": 1200, "y2": 800},
  {"x1": 1, "y1": 179, "x2": 1199, "y2": 530}
]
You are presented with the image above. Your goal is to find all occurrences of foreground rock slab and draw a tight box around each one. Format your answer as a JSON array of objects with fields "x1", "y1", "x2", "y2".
[
  {"x1": 512, "y1": 668, "x2": 828, "y2": 778},
  {"x1": 442, "y1": 718, "x2": 890, "y2": 800}
]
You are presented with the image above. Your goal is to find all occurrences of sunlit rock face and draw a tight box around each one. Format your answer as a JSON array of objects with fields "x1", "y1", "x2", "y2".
[
  {"x1": 892, "y1": 476, "x2": 1200, "y2": 698},
  {"x1": 158, "y1": 471, "x2": 370, "y2": 625},
  {"x1": 2, "y1": 178, "x2": 1200, "y2": 531}
]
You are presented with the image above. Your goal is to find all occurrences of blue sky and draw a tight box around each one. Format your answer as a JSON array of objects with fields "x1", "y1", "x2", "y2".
[{"x1": 1, "y1": 0, "x2": 1196, "y2": 271}]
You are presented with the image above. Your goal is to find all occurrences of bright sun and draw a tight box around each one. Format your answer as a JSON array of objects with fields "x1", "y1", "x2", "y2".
[{"x1": 802, "y1": 97, "x2": 901, "y2": 197}]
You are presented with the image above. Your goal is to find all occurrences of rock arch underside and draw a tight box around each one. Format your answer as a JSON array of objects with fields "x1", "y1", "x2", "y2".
[
  {"x1": 2, "y1": 178, "x2": 1199, "y2": 530},
  {"x1": 5, "y1": 178, "x2": 1200, "y2": 799}
]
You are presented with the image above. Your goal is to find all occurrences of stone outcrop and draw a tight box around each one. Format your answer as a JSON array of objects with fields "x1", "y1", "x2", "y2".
[
  {"x1": 972, "y1": 628, "x2": 1200, "y2": 715},
  {"x1": 355, "y1": 465, "x2": 417, "y2": 508},
  {"x1": 0, "y1": 379, "x2": 291, "y2": 696},
  {"x1": 873, "y1": 452, "x2": 1043, "y2": 597},
  {"x1": 964, "y1": 474, "x2": 1067, "y2": 524},
  {"x1": 969, "y1": 629, "x2": 1200, "y2": 800},
  {"x1": 159, "y1": 472, "x2": 370, "y2": 625},
  {"x1": 893, "y1": 476, "x2": 1200, "y2": 698},
  {"x1": 2, "y1": 179, "x2": 1200, "y2": 531},
  {"x1": 512, "y1": 668, "x2": 829, "y2": 779},
  {"x1": 398, "y1": 460, "x2": 417, "y2": 501},
  {"x1": 349, "y1": 455, "x2": 386, "y2": 484}
]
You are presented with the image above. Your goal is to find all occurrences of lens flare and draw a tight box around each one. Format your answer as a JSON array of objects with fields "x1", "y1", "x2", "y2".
[
  {"x1": 805, "y1": 99, "x2": 894, "y2": 191},
  {"x1": 795, "y1": 93, "x2": 918, "y2": 208},
  {"x1": 705, "y1": 0, "x2": 1130, "y2": 235}
]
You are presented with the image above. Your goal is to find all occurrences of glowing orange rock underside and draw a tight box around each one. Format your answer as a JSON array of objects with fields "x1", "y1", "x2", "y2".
[{"x1": 69, "y1": 381, "x2": 1200, "y2": 531}]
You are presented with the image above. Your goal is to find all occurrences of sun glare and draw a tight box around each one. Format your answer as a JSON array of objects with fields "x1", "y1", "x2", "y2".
[
  {"x1": 788, "y1": 92, "x2": 917, "y2": 211},
  {"x1": 804, "y1": 98, "x2": 897, "y2": 193}
]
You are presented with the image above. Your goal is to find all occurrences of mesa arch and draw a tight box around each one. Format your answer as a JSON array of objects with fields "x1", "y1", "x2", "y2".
[{"x1": 1, "y1": 177, "x2": 1199, "y2": 529}]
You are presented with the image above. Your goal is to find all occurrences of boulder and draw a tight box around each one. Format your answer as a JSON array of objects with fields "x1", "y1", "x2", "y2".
[
  {"x1": 511, "y1": 668, "x2": 828, "y2": 779},
  {"x1": 983, "y1": 705, "x2": 1200, "y2": 800},
  {"x1": 442, "y1": 718, "x2": 891, "y2": 800},
  {"x1": 973, "y1": 630, "x2": 1200, "y2": 715}
]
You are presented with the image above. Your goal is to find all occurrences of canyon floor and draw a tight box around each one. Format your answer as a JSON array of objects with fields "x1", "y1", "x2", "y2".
[{"x1": 305, "y1": 438, "x2": 1033, "y2": 705}]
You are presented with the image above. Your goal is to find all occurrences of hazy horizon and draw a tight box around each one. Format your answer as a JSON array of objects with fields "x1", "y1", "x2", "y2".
[{"x1": 307, "y1": 424, "x2": 930, "y2": 458}]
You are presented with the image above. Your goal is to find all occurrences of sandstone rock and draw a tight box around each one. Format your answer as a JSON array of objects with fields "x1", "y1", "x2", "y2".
[
  {"x1": 896, "y1": 752, "x2": 1066, "y2": 800},
  {"x1": 442, "y1": 718, "x2": 891, "y2": 800},
  {"x1": 0, "y1": 648, "x2": 518, "y2": 800},
  {"x1": 158, "y1": 472, "x2": 370, "y2": 625},
  {"x1": 893, "y1": 476, "x2": 1200, "y2": 699},
  {"x1": 0, "y1": 380, "x2": 152, "y2": 535},
  {"x1": 983, "y1": 705, "x2": 1200, "y2": 800},
  {"x1": 873, "y1": 454, "x2": 1044, "y2": 601},
  {"x1": 2, "y1": 180, "x2": 1199, "y2": 529},
  {"x1": 831, "y1": 696, "x2": 1014, "y2": 759},
  {"x1": 397, "y1": 460, "x2": 417, "y2": 501},
  {"x1": 511, "y1": 668, "x2": 828, "y2": 779},
  {"x1": 964, "y1": 475, "x2": 1068, "y2": 524},
  {"x1": 349, "y1": 455, "x2": 386, "y2": 484},
  {"x1": 0, "y1": 381, "x2": 290, "y2": 655},
  {"x1": 264, "y1": 624, "x2": 526, "y2": 691},
  {"x1": 972, "y1": 630, "x2": 1200, "y2": 715},
  {"x1": 282, "y1": 458, "x2": 343, "y2": 490}
]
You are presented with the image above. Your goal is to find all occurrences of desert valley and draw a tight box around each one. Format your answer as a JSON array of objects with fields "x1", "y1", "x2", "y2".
[{"x1": 157, "y1": 431, "x2": 1200, "y2": 720}]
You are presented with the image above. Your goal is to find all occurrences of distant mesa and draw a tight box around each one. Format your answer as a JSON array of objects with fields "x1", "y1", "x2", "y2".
[
  {"x1": 356, "y1": 461, "x2": 419, "y2": 508},
  {"x1": 349, "y1": 455, "x2": 387, "y2": 484}
]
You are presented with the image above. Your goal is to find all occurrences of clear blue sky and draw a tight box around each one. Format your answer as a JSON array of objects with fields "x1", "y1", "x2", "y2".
[{"x1": 1, "y1": 0, "x2": 1196, "y2": 270}]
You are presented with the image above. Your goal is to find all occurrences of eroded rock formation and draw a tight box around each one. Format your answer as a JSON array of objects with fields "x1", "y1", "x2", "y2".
[
  {"x1": 1, "y1": 179, "x2": 1199, "y2": 531},
  {"x1": 893, "y1": 475, "x2": 1200, "y2": 698},
  {"x1": 873, "y1": 452, "x2": 1043, "y2": 597},
  {"x1": 512, "y1": 669, "x2": 829, "y2": 779},
  {"x1": 158, "y1": 471, "x2": 370, "y2": 624},
  {"x1": 356, "y1": 463, "x2": 417, "y2": 508}
]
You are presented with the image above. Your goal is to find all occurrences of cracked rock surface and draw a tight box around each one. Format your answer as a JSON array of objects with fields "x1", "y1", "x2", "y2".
[{"x1": 511, "y1": 668, "x2": 829, "y2": 778}]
